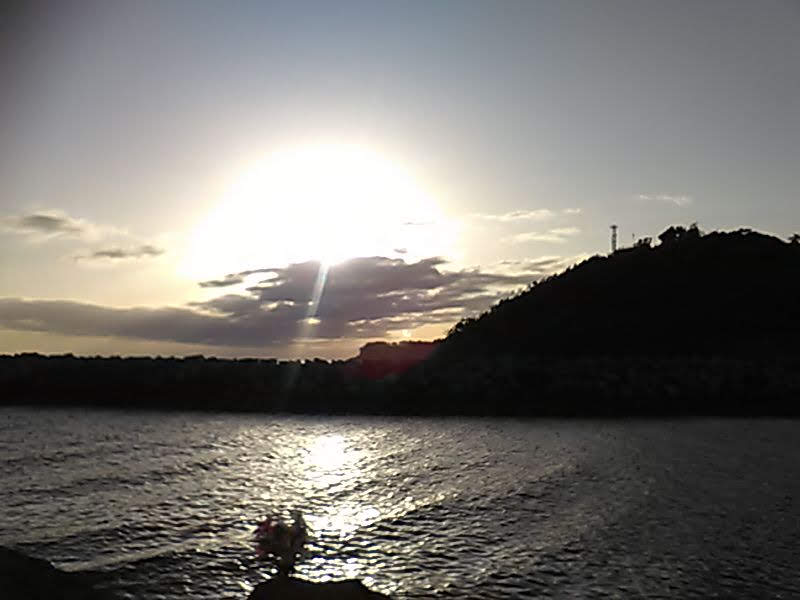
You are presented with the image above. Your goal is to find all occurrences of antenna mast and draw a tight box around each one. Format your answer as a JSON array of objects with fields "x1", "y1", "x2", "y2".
[{"x1": 610, "y1": 224, "x2": 618, "y2": 253}]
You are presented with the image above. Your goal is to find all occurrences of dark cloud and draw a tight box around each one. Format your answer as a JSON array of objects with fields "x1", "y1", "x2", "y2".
[
  {"x1": 199, "y1": 276, "x2": 244, "y2": 288},
  {"x1": 0, "y1": 298, "x2": 266, "y2": 347},
  {"x1": 198, "y1": 268, "x2": 274, "y2": 288},
  {"x1": 77, "y1": 245, "x2": 164, "y2": 261},
  {"x1": 2, "y1": 212, "x2": 86, "y2": 237},
  {"x1": 0, "y1": 255, "x2": 576, "y2": 348}
]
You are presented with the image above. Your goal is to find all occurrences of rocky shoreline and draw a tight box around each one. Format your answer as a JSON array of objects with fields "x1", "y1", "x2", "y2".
[
  {"x1": 0, "y1": 546, "x2": 114, "y2": 600},
  {"x1": 0, "y1": 546, "x2": 391, "y2": 600}
]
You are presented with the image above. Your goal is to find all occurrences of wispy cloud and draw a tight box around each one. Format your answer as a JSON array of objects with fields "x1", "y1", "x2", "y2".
[
  {"x1": 198, "y1": 268, "x2": 275, "y2": 289},
  {"x1": 637, "y1": 193, "x2": 692, "y2": 207},
  {"x1": 550, "y1": 227, "x2": 581, "y2": 236},
  {"x1": 563, "y1": 208, "x2": 582, "y2": 215},
  {"x1": 494, "y1": 255, "x2": 586, "y2": 276},
  {"x1": 472, "y1": 209, "x2": 555, "y2": 222},
  {"x1": 76, "y1": 245, "x2": 164, "y2": 261},
  {"x1": 509, "y1": 227, "x2": 581, "y2": 244},
  {"x1": 2, "y1": 210, "x2": 164, "y2": 262},
  {"x1": 199, "y1": 274, "x2": 246, "y2": 288}
]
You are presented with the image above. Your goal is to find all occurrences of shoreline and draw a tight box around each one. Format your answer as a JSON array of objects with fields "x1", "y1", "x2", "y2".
[{"x1": 3, "y1": 353, "x2": 799, "y2": 417}]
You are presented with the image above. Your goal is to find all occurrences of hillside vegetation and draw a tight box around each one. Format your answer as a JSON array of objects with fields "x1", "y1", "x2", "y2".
[
  {"x1": 439, "y1": 226, "x2": 800, "y2": 359},
  {"x1": 373, "y1": 226, "x2": 800, "y2": 415}
]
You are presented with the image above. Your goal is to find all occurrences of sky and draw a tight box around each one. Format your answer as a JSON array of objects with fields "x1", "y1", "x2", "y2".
[{"x1": 1, "y1": 0, "x2": 798, "y2": 359}]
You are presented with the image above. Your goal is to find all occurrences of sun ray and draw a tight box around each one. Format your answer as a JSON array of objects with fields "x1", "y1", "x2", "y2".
[{"x1": 294, "y1": 260, "x2": 330, "y2": 346}]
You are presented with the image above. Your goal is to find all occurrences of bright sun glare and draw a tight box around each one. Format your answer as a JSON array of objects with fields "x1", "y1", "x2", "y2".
[{"x1": 183, "y1": 143, "x2": 454, "y2": 280}]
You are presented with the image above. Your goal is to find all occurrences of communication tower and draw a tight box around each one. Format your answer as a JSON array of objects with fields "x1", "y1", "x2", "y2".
[{"x1": 610, "y1": 224, "x2": 618, "y2": 253}]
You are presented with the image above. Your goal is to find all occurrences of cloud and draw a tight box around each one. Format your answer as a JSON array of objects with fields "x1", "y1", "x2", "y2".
[
  {"x1": 2, "y1": 209, "x2": 165, "y2": 263},
  {"x1": 76, "y1": 245, "x2": 164, "y2": 261},
  {"x1": 472, "y1": 209, "x2": 555, "y2": 222},
  {"x1": 509, "y1": 227, "x2": 581, "y2": 244},
  {"x1": 563, "y1": 208, "x2": 582, "y2": 215},
  {"x1": 496, "y1": 255, "x2": 583, "y2": 275},
  {"x1": 637, "y1": 194, "x2": 693, "y2": 207},
  {"x1": 1, "y1": 212, "x2": 88, "y2": 238},
  {"x1": 198, "y1": 268, "x2": 275, "y2": 288},
  {"x1": 0, "y1": 255, "x2": 573, "y2": 348},
  {"x1": 199, "y1": 276, "x2": 244, "y2": 288}
]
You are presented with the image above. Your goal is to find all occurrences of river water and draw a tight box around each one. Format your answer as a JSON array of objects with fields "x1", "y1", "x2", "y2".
[{"x1": 1, "y1": 408, "x2": 798, "y2": 599}]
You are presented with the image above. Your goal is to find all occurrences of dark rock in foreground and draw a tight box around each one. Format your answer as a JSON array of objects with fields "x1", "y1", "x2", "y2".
[
  {"x1": 0, "y1": 546, "x2": 114, "y2": 600},
  {"x1": 0, "y1": 547, "x2": 391, "y2": 600},
  {"x1": 247, "y1": 576, "x2": 391, "y2": 600}
]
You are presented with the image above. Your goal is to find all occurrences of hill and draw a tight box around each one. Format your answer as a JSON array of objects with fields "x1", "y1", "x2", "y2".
[
  {"x1": 437, "y1": 225, "x2": 800, "y2": 360},
  {"x1": 374, "y1": 226, "x2": 800, "y2": 416}
]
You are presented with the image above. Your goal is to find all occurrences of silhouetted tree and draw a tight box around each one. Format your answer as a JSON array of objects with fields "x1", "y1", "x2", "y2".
[
  {"x1": 658, "y1": 226, "x2": 686, "y2": 245},
  {"x1": 658, "y1": 223, "x2": 701, "y2": 245}
]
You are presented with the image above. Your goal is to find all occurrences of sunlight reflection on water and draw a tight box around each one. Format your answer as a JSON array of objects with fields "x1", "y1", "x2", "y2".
[
  {"x1": 1, "y1": 410, "x2": 799, "y2": 599},
  {"x1": 303, "y1": 433, "x2": 361, "y2": 487}
]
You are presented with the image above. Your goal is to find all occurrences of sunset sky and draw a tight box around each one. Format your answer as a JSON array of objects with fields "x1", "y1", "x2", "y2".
[{"x1": 1, "y1": 1, "x2": 798, "y2": 359}]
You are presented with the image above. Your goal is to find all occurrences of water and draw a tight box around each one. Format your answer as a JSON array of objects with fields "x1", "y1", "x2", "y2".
[{"x1": 1, "y1": 408, "x2": 798, "y2": 599}]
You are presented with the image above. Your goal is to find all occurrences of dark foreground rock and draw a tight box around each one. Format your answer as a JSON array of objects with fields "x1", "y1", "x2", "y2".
[
  {"x1": 0, "y1": 546, "x2": 114, "y2": 600},
  {"x1": 247, "y1": 576, "x2": 391, "y2": 600}
]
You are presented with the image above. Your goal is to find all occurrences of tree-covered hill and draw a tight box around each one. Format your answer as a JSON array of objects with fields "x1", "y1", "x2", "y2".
[{"x1": 438, "y1": 226, "x2": 800, "y2": 360}]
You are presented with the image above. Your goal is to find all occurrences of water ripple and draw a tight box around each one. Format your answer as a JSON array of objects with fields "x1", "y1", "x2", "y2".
[{"x1": 1, "y1": 409, "x2": 799, "y2": 599}]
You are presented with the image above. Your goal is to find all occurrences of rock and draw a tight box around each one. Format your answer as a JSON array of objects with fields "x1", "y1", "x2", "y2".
[
  {"x1": 1, "y1": 546, "x2": 392, "y2": 600},
  {"x1": 0, "y1": 546, "x2": 115, "y2": 600},
  {"x1": 247, "y1": 576, "x2": 392, "y2": 600}
]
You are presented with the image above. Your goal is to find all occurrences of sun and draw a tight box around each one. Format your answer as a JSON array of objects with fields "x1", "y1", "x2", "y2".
[{"x1": 182, "y1": 143, "x2": 454, "y2": 280}]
